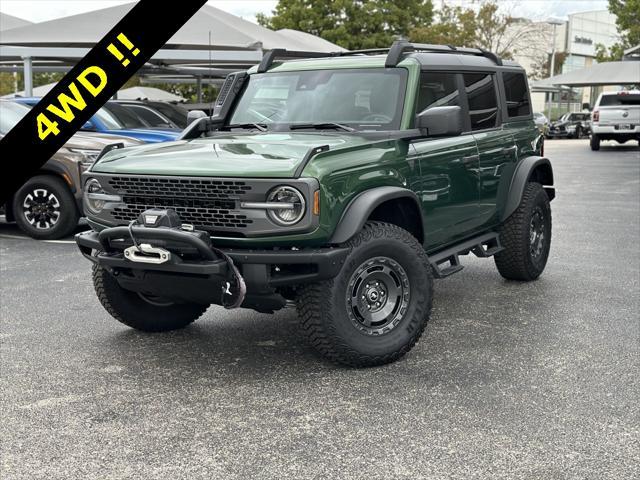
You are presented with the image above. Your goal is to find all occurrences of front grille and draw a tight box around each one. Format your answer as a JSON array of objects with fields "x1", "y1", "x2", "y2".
[
  {"x1": 108, "y1": 177, "x2": 252, "y2": 199},
  {"x1": 106, "y1": 176, "x2": 254, "y2": 232}
]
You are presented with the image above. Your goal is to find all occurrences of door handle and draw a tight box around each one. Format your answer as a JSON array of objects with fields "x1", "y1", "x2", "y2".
[{"x1": 502, "y1": 145, "x2": 517, "y2": 156}]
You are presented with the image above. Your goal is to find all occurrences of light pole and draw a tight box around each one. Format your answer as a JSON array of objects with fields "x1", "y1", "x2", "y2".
[{"x1": 546, "y1": 18, "x2": 564, "y2": 122}]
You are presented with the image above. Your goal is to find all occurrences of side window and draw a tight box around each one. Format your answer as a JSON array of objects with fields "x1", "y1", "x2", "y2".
[
  {"x1": 502, "y1": 72, "x2": 531, "y2": 117},
  {"x1": 416, "y1": 72, "x2": 460, "y2": 114},
  {"x1": 463, "y1": 73, "x2": 499, "y2": 130}
]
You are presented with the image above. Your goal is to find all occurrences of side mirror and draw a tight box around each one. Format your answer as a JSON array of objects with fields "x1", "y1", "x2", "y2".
[
  {"x1": 187, "y1": 110, "x2": 207, "y2": 126},
  {"x1": 415, "y1": 106, "x2": 464, "y2": 137}
]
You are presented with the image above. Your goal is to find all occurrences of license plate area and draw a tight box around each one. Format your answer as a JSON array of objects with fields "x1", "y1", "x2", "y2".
[{"x1": 617, "y1": 124, "x2": 631, "y2": 130}]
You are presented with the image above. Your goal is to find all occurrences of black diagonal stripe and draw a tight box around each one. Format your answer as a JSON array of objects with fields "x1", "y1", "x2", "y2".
[{"x1": 0, "y1": 0, "x2": 208, "y2": 202}]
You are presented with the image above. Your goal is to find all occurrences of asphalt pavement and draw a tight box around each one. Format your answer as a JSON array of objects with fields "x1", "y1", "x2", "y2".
[{"x1": 1, "y1": 139, "x2": 638, "y2": 480}]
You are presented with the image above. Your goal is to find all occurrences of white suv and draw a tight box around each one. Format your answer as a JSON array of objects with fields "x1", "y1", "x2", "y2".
[{"x1": 590, "y1": 90, "x2": 640, "y2": 150}]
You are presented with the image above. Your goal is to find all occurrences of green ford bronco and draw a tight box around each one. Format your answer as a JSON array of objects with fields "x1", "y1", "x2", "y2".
[{"x1": 76, "y1": 41, "x2": 554, "y2": 367}]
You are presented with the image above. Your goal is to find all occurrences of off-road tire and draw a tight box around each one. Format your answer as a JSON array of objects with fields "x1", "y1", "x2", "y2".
[
  {"x1": 296, "y1": 222, "x2": 433, "y2": 367},
  {"x1": 494, "y1": 182, "x2": 551, "y2": 281},
  {"x1": 13, "y1": 175, "x2": 79, "y2": 240},
  {"x1": 590, "y1": 134, "x2": 601, "y2": 151},
  {"x1": 92, "y1": 264, "x2": 208, "y2": 332}
]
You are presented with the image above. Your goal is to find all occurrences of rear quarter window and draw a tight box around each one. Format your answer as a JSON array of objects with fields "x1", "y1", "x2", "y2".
[
  {"x1": 502, "y1": 72, "x2": 531, "y2": 117},
  {"x1": 599, "y1": 93, "x2": 640, "y2": 106},
  {"x1": 463, "y1": 73, "x2": 499, "y2": 130}
]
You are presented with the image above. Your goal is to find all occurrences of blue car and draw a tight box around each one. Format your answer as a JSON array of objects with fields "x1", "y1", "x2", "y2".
[{"x1": 14, "y1": 98, "x2": 180, "y2": 143}]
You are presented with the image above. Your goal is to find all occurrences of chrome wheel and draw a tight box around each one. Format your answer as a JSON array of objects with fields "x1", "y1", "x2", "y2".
[
  {"x1": 22, "y1": 188, "x2": 61, "y2": 230},
  {"x1": 347, "y1": 256, "x2": 410, "y2": 336},
  {"x1": 529, "y1": 206, "x2": 546, "y2": 264}
]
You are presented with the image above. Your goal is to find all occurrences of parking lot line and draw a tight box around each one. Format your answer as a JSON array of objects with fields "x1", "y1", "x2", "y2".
[{"x1": 0, "y1": 234, "x2": 76, "y2": 244}]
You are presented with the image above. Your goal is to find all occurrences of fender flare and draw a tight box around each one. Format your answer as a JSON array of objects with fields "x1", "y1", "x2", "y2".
[
  {"x1": 330, "y1": 186, "x2": 424, "y2": 244},
  {"x1": 503, "y1": 156, "x2": 555, "y2": 221}
]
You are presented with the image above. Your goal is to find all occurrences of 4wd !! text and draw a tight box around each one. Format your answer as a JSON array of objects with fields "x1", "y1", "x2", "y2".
[{"x1": 76, "y1": 41, "x2": 554, "y2": 367}]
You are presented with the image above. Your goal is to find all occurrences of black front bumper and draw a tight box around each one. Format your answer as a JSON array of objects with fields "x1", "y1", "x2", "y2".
[{"x1": 75, "y1": 226, "x2": 348, "y2": 305}]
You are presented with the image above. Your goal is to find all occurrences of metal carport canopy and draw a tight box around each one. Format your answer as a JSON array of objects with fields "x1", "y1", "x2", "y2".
[
  {"x1": 535, "y1": 61, "x2": 640, "y2": 87},
  {"x1": 0, "y1": 2, "x2": 343, "y2": 52},
  {"x1": 0, "y1": 2, "x2": 345, "y2": 96}
]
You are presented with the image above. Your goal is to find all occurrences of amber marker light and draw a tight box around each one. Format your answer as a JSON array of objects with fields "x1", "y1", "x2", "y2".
[{"x1": 313, "y1": 190, "x2": 320, "y2": 216}]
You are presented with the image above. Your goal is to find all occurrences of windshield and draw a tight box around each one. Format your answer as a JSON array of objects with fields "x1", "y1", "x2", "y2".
[
  {"x1": 93, "y1": 103, "x2": 148, "y2": 130},
  {"x1": 0, "y1": 101, "x2": 30, "y2": 134},
  {"x1": 229, "y1": 68, "x2": 407, "y2": 131}
]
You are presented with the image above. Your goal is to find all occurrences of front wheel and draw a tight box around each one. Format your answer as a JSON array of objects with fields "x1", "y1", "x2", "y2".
[
  {"x1": 13, "y1": 175, "x2": 79, "y2": 240},
  {"x1": 494, "y1": 182, "x2": 552, "y2": 281},
  {"x1": 296, "y1": 222, "x2": 433, "y2": 367},
  {"x1": 92, "y1": 265, "x2": 208, "y2": 332}
]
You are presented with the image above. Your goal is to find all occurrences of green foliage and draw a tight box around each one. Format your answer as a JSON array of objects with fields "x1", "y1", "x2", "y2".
[
  {"x1": 609, "y1": 0, "x2": 640, "y2": 46},
  {"x1": 597, "y1": 0, "x2": 640, "y2": 61},
  {"x1": 0, "y1": 71, "x2": 64, "y2": 97},
  {"x1": 409, "y1": 4, "x2": 476, "y2": 47},
  {"x1": 256, "y1": 0, "x2": 434, "y2": 50}
]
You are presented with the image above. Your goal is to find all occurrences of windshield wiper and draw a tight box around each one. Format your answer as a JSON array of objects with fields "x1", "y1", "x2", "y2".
[
  {"x1": 289, "y1": 122, "x2": 355, "y2": 132},
  {"x1": 225, "y1": 123, "x2": 268, "y2": 132}
]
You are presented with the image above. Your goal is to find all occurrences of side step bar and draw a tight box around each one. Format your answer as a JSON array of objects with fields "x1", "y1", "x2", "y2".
[{"x1": 429, "y1": 232, "x2": 503, "y2": 279}]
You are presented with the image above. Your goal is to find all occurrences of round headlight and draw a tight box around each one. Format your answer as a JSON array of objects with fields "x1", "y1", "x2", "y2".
[
  {"x1": 267, "y1": 186, "x2": 306, "y2": 226},
  {"x1": 84, "y1": 178, "x2": 105, "y2": 215}
]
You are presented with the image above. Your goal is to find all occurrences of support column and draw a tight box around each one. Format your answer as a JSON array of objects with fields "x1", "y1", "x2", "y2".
[
  {"x1": 196, "y1": 76, "x2": 202, "y2": 103},
  {"x1": 23, "y1": 56, "x2": 33, "y2": 97}
]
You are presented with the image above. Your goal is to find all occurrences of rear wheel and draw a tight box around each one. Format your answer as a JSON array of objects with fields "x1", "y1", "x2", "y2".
[
  {"x1": 92, "y1": 264, "x2": 208, "y2": 332},
  {"x1": 590, "y1": 134, "x2": 601, "y2": 151},
  {"x1": 12, "y1": 175, "x2": 79, "y2": 240},
  {"x1": 296, "y1": 222, "x2": 432, "y2": 367},
  {"x1": 494, "y1": 182, "x2": 552, "y2": 281}
]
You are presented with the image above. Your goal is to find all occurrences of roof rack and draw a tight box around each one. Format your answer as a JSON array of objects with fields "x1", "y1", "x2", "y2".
[
  {"x1": 256, "y1": 47, "x2": 392, "y2": 73},
  {"x1": 385, "y1": 40, "x2": 502, "y2": 67},
  {"x1": 256, "y1": 41, "x2": 502, "y2": 73}
]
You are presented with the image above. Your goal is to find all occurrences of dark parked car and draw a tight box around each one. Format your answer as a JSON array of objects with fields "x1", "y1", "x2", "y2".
[
  {"x1": 0, "y1": 101, "x2": 143, "y2": 239},
  {"x1": 76, "y1": 41, "x2": 553, "y2": 367},
  {"x1": 116, "y1": 100, "x2": 189, "y2": 129},
  {"x1": 14, "y1": 98, "x2": 180, "y2": 143},
  {"x1": 547, "y1": 112, "x2": 591, "y2": 139}
]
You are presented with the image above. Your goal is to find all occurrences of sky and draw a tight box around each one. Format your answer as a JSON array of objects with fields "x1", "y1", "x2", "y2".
[{"x1": 0, "y1": 0, "x2": 610, "y2": 25}]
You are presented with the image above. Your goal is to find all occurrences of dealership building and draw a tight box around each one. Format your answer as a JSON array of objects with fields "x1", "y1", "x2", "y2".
[{"x1": 524, "y1": 9, "x2": 620, "y2": 114}]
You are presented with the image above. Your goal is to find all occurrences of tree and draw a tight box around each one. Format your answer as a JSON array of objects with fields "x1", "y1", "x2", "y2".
[
  {"x1": 409, "y1": 4, "x2": 476, "y2": 47},
  {"x1": 256, "y1": 0, "x2": 434, "y2": 50},
  {"x1": 410, "y1": 1, "x2": 547, "y2": 60},
  {"x1": 529, "y1": 52, "x2": 567, "y2": 81},
  {"x1": 596, "y1": 0, "x2": 640, "y2": 61}
]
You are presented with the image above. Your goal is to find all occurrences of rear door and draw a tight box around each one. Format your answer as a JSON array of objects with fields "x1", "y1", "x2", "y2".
[
  {"x1": 410, "y1": 72, "x2": 480, "y2": 249},
  {"x1": 463, "y1": 72, "x2": 516, "y2": 228}
]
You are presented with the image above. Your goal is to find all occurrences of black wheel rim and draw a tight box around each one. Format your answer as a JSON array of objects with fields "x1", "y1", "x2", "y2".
[
  {"x1": 347, "y1": 256, "x2": 410, "y2": 336},
  {"x1": 22, "y1": 188, "x2": 61, "y2": 230},
  {"x1": 137, "y1": 292, "x2": 174, "y2": 307},
  {"x1": 529, "y1": 206, "x2": 547, "y2": 264}
]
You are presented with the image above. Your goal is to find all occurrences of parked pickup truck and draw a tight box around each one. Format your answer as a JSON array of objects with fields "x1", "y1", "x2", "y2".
[
  {"x1": 590, "y1": 90, "x2": 640, "y2": 150},
  {"x1": 76, "y1": 41, "x2": 553, "y2": 367}
]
